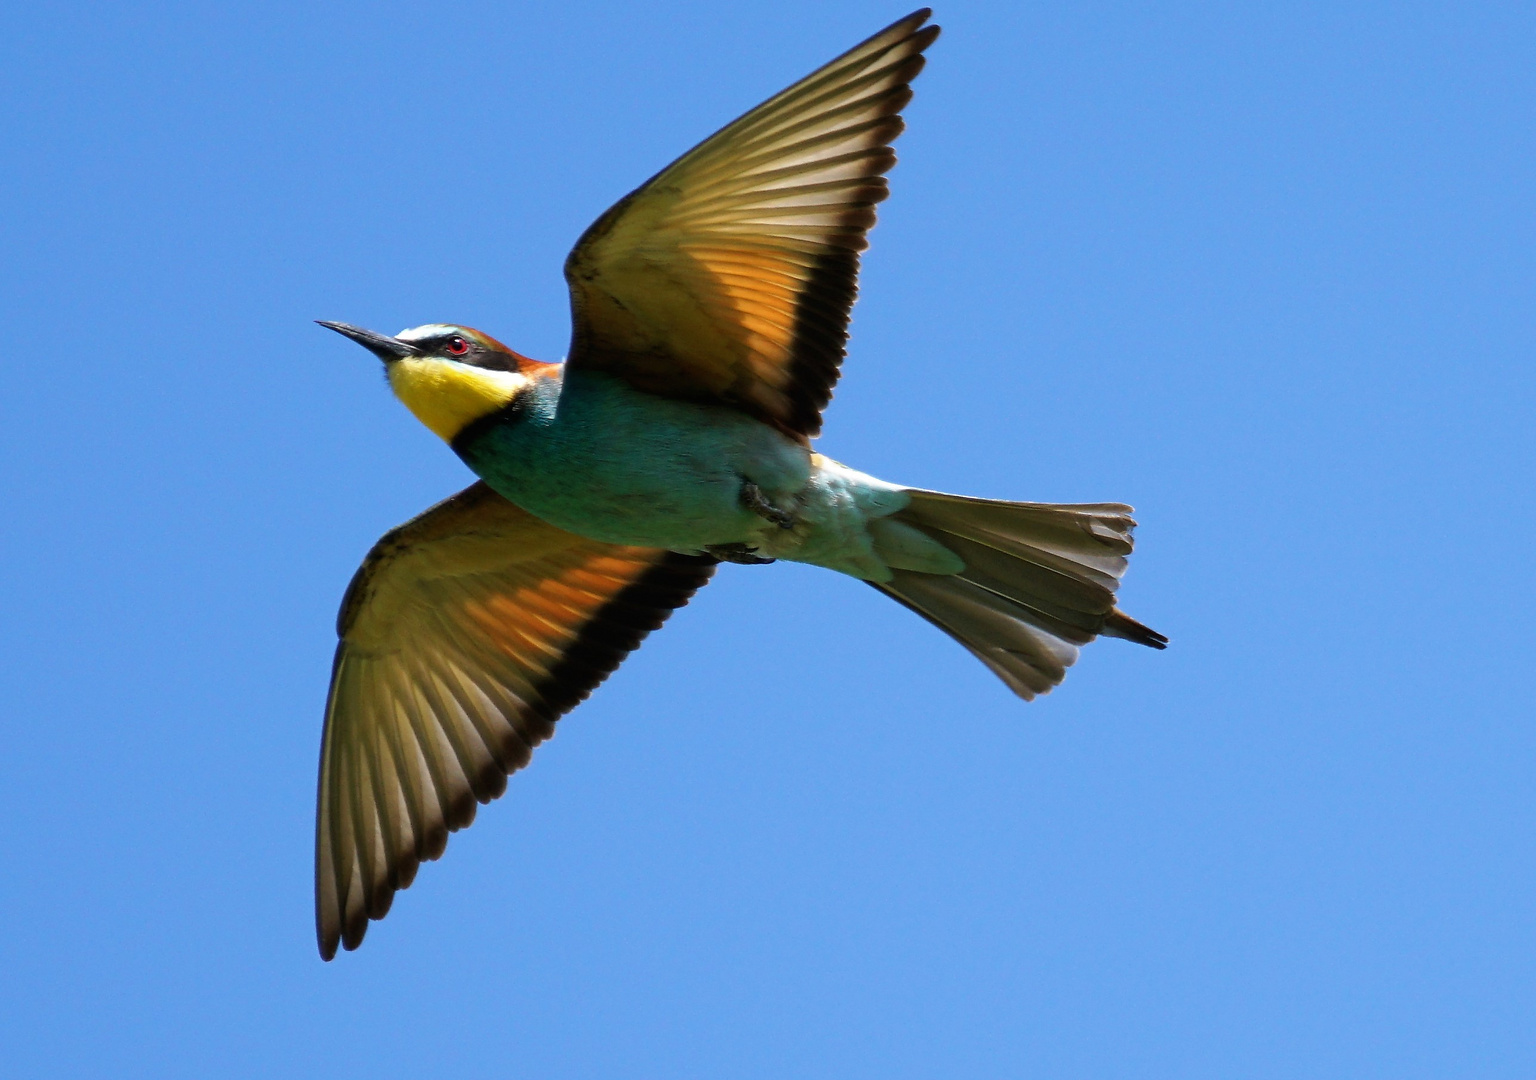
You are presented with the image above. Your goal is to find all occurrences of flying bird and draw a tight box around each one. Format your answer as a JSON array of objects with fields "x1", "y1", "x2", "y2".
[{"x1": 315, "y1": 8, "x2": 1165, "y2": 960}]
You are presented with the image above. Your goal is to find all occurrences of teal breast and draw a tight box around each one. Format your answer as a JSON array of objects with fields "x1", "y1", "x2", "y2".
[{"x1": 455, "y1": 369, "x2": 813, "y2": 549}]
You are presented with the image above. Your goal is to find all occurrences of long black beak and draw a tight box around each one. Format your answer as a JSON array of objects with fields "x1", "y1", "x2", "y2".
[{"x1": 316, "y1": 320, "x2": 422, "y2": 361}]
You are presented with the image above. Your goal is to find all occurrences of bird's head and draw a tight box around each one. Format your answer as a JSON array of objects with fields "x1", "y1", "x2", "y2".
[{"x1": 318, "y1": 321, "x2": 553, "y2": 444}]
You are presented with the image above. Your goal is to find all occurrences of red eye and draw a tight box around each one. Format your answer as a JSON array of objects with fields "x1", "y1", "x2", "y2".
[{"x1": 445, "y1": 336, "x2": 470, "y2": 356}]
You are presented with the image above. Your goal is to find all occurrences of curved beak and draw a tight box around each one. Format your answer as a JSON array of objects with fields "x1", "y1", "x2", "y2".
[{"x1": 316, "y1": 320, "x2": 422, "y2": 362}]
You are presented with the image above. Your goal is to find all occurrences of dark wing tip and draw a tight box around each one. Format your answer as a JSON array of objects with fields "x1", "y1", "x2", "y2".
[
  {"x1": 892, "y1": 11, "x2": 941, "y2": 50},
  {"x1": 342, "y1": 911, "x2": 369, "y2": 953},
  {"x1": 316, "y1": 902, "x2": 365, "y2": 960}
]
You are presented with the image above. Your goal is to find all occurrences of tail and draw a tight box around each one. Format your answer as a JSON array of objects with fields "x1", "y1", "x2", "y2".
[{"x1": 868, "y1": 490, "x2": 1167, "y2": 700}]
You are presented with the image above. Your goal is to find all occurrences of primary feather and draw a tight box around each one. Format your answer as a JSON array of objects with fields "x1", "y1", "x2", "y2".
[
  {"x1": 316, "y1": 483, "x2": 714, "y2": 958},
  {"x1": 565, "y1": 9, "x2": 940, "y2": 439}
]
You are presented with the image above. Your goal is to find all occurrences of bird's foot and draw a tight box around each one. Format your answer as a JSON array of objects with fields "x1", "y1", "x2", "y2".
[
  {"x1": 703, "y1": 543, "x2": 776, "y2": 565},
  {"x1": 740, "y1": 480, "x2": 795, "y2": 530}
]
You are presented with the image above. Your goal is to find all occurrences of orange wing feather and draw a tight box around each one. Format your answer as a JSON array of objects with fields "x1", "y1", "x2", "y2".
[
  {"x1": 564, "y1": 9, "x2": 940, "y2": 440},
  {"x1": 316, "y1": 483, "x2": 715, "y2": 959}
]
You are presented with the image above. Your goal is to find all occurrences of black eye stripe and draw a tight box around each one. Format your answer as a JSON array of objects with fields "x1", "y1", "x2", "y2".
[
  {"x1": 414, "y1": 334, "x2": 469, "y2": 355},
  {"x1": 415, "y1": 333, "x2": 521, "y2": 373}
]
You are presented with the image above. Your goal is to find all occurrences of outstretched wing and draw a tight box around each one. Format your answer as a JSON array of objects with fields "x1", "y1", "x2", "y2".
[
  {"x1": 564, "y1": 9, "x2": 939, "y2": 441},
  {"x1": 316, "y1": 482, "x2": 716, "y2": 959}
]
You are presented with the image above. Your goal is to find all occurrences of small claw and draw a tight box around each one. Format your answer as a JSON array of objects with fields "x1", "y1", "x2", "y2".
[
  {"x1": 703, "y1": 543, "x2": 776, "y2": 565},
  {"x1": 741, "y1": 480, "x2": 795, "y2": 530}
]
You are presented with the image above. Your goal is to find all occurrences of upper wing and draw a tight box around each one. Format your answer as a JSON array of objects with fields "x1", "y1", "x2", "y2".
[
  {"x1": 564, "y1": 9, "x2": 939, "y2": 440},
  {"x1": 316, "y1": 482, "x2": 716, "y2": 959}
]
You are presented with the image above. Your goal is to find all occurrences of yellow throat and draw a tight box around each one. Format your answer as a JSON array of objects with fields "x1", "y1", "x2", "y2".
[{"x1": 387, "y1": 357, "x2": 528, "y2": 443}]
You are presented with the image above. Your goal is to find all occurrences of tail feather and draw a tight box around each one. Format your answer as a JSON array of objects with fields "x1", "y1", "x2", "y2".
[
  {"x1": 870, "y1": 572, "x2": 1079, "y2": 698},
  {"x1": 1102, "y1": 609, "x2": 1169, "y2": 649},
  {"x1": 872, "y1": 489, "x2": 1165, "y2": 701},
  {"x1": 899, "y1": 491, "x2": 1135, "y2": 581}
]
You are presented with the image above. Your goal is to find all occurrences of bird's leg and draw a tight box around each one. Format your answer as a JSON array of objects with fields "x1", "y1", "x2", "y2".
[
  {"x1": 740, "y1": 479, "x2": 795, "y2": 530},
  {"x1": 702, "y1": 543, "x2": 776, "y2": 565}
]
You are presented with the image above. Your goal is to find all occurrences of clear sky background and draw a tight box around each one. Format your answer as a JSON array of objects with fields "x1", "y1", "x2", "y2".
[{"x1": 2, "y1": 1, "x2": 1533, "y2": 1076}]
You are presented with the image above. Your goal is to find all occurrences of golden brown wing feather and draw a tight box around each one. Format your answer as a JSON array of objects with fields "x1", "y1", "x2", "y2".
[
  {"x1": 564, "y1": 9, "x2": 940, "y2": 440},
  {"x1": 316, "y1": 482, "x2": 716, "y2": 959}
]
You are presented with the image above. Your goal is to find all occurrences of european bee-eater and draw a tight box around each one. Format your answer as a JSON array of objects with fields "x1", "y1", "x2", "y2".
[{"x1": 315, "y1": 8, "x2": 1165, "y2": 960}]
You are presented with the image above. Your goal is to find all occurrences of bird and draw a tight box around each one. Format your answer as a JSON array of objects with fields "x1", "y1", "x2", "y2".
[{"x1": 314, "y1": 8, "x2": 1166, "y2": 961}]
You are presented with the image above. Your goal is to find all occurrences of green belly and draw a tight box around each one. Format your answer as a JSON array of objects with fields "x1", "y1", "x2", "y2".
[{"x1": 456, "y1": 370, "x2": 812, "y2": 549}]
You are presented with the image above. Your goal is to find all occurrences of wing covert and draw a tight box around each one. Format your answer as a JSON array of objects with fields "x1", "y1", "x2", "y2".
[
  {"x1": 316, "y1": 482, "x2": 715, "y2": 959},
  {"x1": 564, "y1": 9, "x2": 939, "y2": 439}
]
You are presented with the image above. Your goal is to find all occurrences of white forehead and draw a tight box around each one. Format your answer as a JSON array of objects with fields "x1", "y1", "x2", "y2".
[{"x1": 395, "y1": 323, "x2": 462, "y2": 343}]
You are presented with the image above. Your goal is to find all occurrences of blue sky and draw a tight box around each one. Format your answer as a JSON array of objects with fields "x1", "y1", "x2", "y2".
[{"x1": 2, "y1": 1, "x2": 1533, "y2": 1076}]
